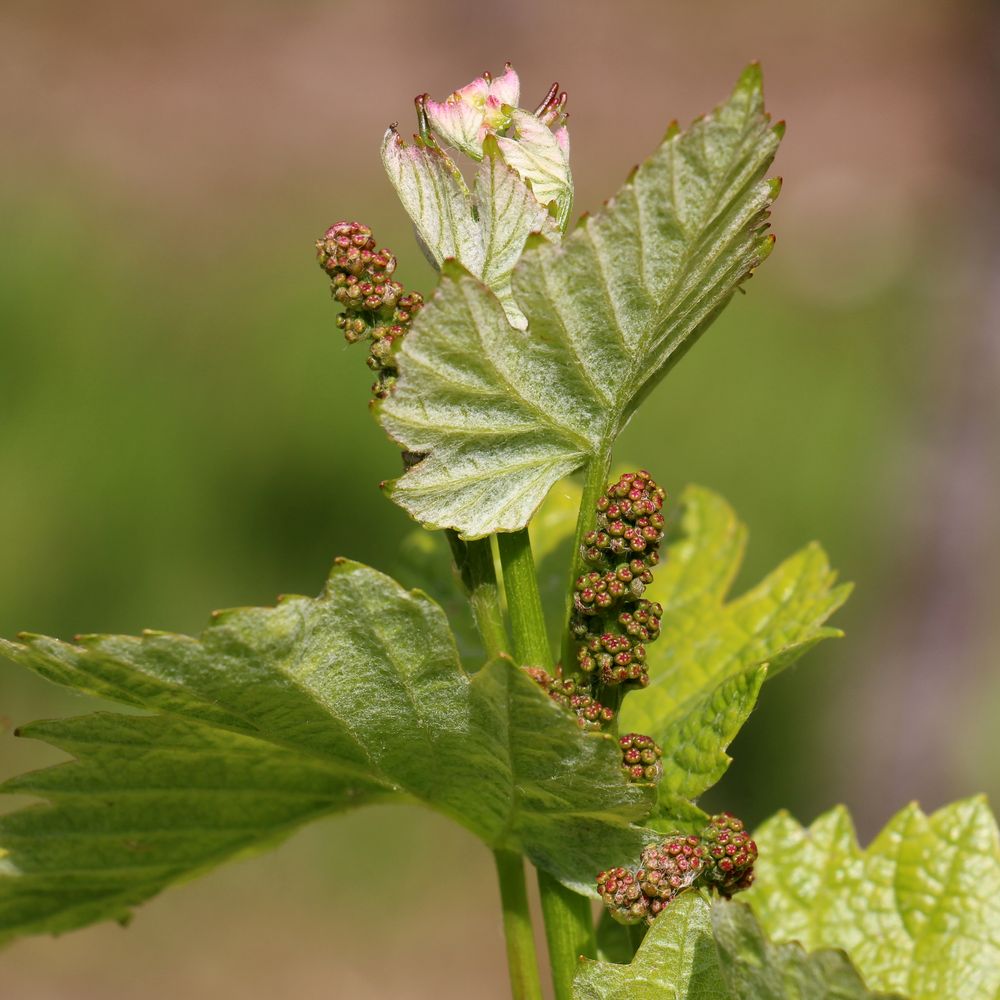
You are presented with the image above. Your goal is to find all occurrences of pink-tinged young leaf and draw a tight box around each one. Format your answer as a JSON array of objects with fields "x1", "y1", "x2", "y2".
[
  {"x1": 424, "y1": 64, "x2": 521, "y2": 160},
  {"x1": 553, "y1": 125, "x2": 570, "y2": 159},
  {"x1": 496, "y1": 108, "x2": 573, "y2": 228},
  {"x1": 381, "y1": 128, "x2": 557, "y2": 329},
  {"x1": 380, "y1": 66, "x2": 781, "y2": 539}
]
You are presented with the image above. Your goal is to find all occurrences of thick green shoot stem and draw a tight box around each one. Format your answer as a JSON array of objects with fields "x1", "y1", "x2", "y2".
[
  {"x1": 446, "y1": 531, "x2": 509, "y2": 660},
  {"x1": 496, "y1": 528, "x2": 553, "y2": 671},
  {"x1": 537, "y1": 867, "x2": 597, "y2": 999},
  {"x1": 493, "y1": 848, "x2": 545, "y2": 1000},
  {"x1": 496, "y1": 526, "x2": 596, "y2": 999},
  {"x1": 449, "y1": 534, "x2": 545, "y2": 999}
]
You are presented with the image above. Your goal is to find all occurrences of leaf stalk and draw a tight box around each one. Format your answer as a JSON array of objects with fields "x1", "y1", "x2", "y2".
[
  {"x1": 496, "y1": 528, "x2": 553, "y2": 670},
  {"x1": 493, "y1": 848, "x2": 545, "y2": 1000},
  {"x1": 537, "y1": 867, "x2": 597, "y2": 1000},
  {"x1": 496, "y1": 525, "x2": 597, "y2": 999},
  {"x1": 445, "y1": 531, "x2": 510, "y2": 660}
]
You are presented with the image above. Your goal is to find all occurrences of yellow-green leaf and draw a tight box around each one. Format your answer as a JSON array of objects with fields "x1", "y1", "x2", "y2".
[
  {"x1": 746, "y1": 797, "x2": 1000, "y2": 1000},
  {"x1": 621, "y1": 485, "x2": 850, "y2": 802}
]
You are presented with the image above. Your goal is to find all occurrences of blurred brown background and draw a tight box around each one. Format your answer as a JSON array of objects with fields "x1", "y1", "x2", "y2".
[{"x1": 1, "y1": 0, "x2": 998, "y2": 996}]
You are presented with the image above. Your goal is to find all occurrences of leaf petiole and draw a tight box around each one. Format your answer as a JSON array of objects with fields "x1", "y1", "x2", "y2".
[
  {"x1": 495, "y1": 525, "x2": 597, "y2": 999},
  {"x1": 537, "y1": 867, "x2": 597, "y2": 1000},
  {"x1": 445, "y1": 531, "x2": 510, "y2": 660},
  {"x1": 496, "y1": 528, "x2": 553, "y2": 670},
  {"x1": 493, "y1": 848, "x2": 544, "y2": 1000}
]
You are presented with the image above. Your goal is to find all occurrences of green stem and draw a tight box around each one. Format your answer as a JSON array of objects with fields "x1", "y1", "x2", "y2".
[
  {"x1": 493, "y1": 848, "x2": 545, "y2": 1000},
  {"x1": 447, "y1": 533, "x2": 541, "y2": 999},
  {"x1": 537, "y1": 868, "x2": 596, "y2": 999},
  {"x1": 446, "y1": 531, "x2": 509, "y2": 660},
  {"x1": 560, "y1": 450, "x2": 613, "y2": 670},
  {"x1": 496, "y1": 528, "x2": 596, "y2": 998},
  {"x1": 496, "y1": 528, "x2": 553, "y2": 670}
]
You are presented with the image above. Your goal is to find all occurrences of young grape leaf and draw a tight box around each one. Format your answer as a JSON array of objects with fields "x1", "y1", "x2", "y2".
[
  {"x1": 712, "y1": 899, "x2": 904, "y2": 999},
  {"x1": 648, "y1": 665, "x2": 768, "y2": 807},
  {"x1": 0, "y1": 560, "x2": 654, "y2": 944},
  {"x1": 746, "y1": 797, "x2": 1000, "y2": 1000},
  {"x1": 576, "y1": 893, "x2": 899, "y2": 1000},
  {"x1": 575, "y1": 892, "x2": 727, "y2": 1000},
  {"x1": 381, "y1": 132, "x2": 556, "y2": 328},
  {"x1": 379, "y1": 65, "x2": 781, "y2": 538},
  {"x1": 620, "y1": 485, "x2": 851, "y2": 803},
  {"x1": 495, "y1": 108, "x2": 573, "y2": 227},
  {"x1": 419, "y1": 62, "x2": 570, "y2": 221}
]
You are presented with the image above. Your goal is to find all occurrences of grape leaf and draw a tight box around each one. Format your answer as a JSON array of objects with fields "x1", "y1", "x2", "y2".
[
  {"x1": 378, "y1": 65, "x2": 781, "y2": 538},
  {"x1": 0, "y1": 560, "x2": 654, "y2": 944},
  {"x1": 381, "y1": 132, "x2": 556, "y2": 328},
  {"x1": 0, "y1": 713, "x2": 390, "y2": 941},
  {"x1": 575, "y1": 892, "x2": 727, "y2": 1000},
  {"x1": 495, "y1": 108, "x2": 573, "y2": 227},
  {"x1": 648, "y1": 666, "x2": 767, "y2": 807},
  {"x1": 712, "y1": 899, "x2": 904, "y2": 999},
  {"x1": 746, "y1": 797, "x2": 1000, "y2": 1000},
  {"x1": 575, "y1": 893, "x2": 900, "y2": 1000},
  {"x1": 620, "y1": 485, "x2": 851, "y2": 803}
]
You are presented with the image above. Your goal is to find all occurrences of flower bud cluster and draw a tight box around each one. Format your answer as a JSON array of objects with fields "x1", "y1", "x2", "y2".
[
  {"x1": 635, "y1": 836, "x2": 707, "y2": 918},
  {"x1": 596, "y1": 813, "x2": 756, "y2": 925},
  {"x1": 699, "y1": 811, "x2": 757, "y2": 896},
  {"x1": 523, "y1": 666, "x2": 614, "y2": 731},
  {"x1": 571, "y1": 470, "x2": 666, "y2": 688},
  {"x1": 597, "y1": 834, "x2": 705, "y2": 925},
  {"x1": 618, "y1": 732, "x2": 663, "y2": 783},
  {"x1": 595, "y1": 867, "x2": 647, "y2": 925},
  {"x1": 315, "y1": 221, "x2": 424, "y2": 399}
]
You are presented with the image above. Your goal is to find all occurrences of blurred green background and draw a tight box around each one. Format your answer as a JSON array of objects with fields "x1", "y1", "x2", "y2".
[{"x1": 2, "y1": 0, "x2": 998, "y2": 996}]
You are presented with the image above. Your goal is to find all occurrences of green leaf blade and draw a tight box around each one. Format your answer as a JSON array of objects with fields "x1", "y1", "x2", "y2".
[
  {"x1": 0, "y1": 560, "x2": 654, "y2": 942},
  {"x1": 380, "y1": 68, "x2": 782, "y2": 538},
  {"x1": 0, "y1": 713, "x2": 387, "y2": 946},
  {"x1": 746, "y1": 797, "x2": 1000, "y2": 1000},
  {"x1": 574, "y1": 892, "x2": 728, "y2": 1000},
  {"x1": 654, "y1": 666, "x2": 767, "y2": 803},
  {"x1": 573, "y1": 892, "x2": 901, "y2": 1000},
  {"x1": 619, "y1": 485, "x2": 849, "y2": 803},
  {"x1": 470, "y1": 658, "x2": 653, "y2": 888},
  {"x1": 712, "y1": 899, "x2": 904, "y2": 999}
]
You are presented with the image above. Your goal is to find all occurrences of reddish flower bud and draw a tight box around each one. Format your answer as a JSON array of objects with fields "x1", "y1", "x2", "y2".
[
  {"x1": 698, "y1": 812, "x2": 758, "y2": 897},
  {"x1": 569, "y1": 471, "x2": 667, "y2": 689},
  {"x1": 315, "y1": 221, "x2": 423, "y2": 400},
  {"x1": 637, "y1": 836, "x2": 707, "y2": 904},
  {"x1": 618, "y1": 733, "x2": 663, "y2": 783},
  {"x1": 596, "y1": 867, "x2": 650, "y2": 925},
  {"x1": 522, "y1": 666, "x2": 614, "y2": 731}
]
